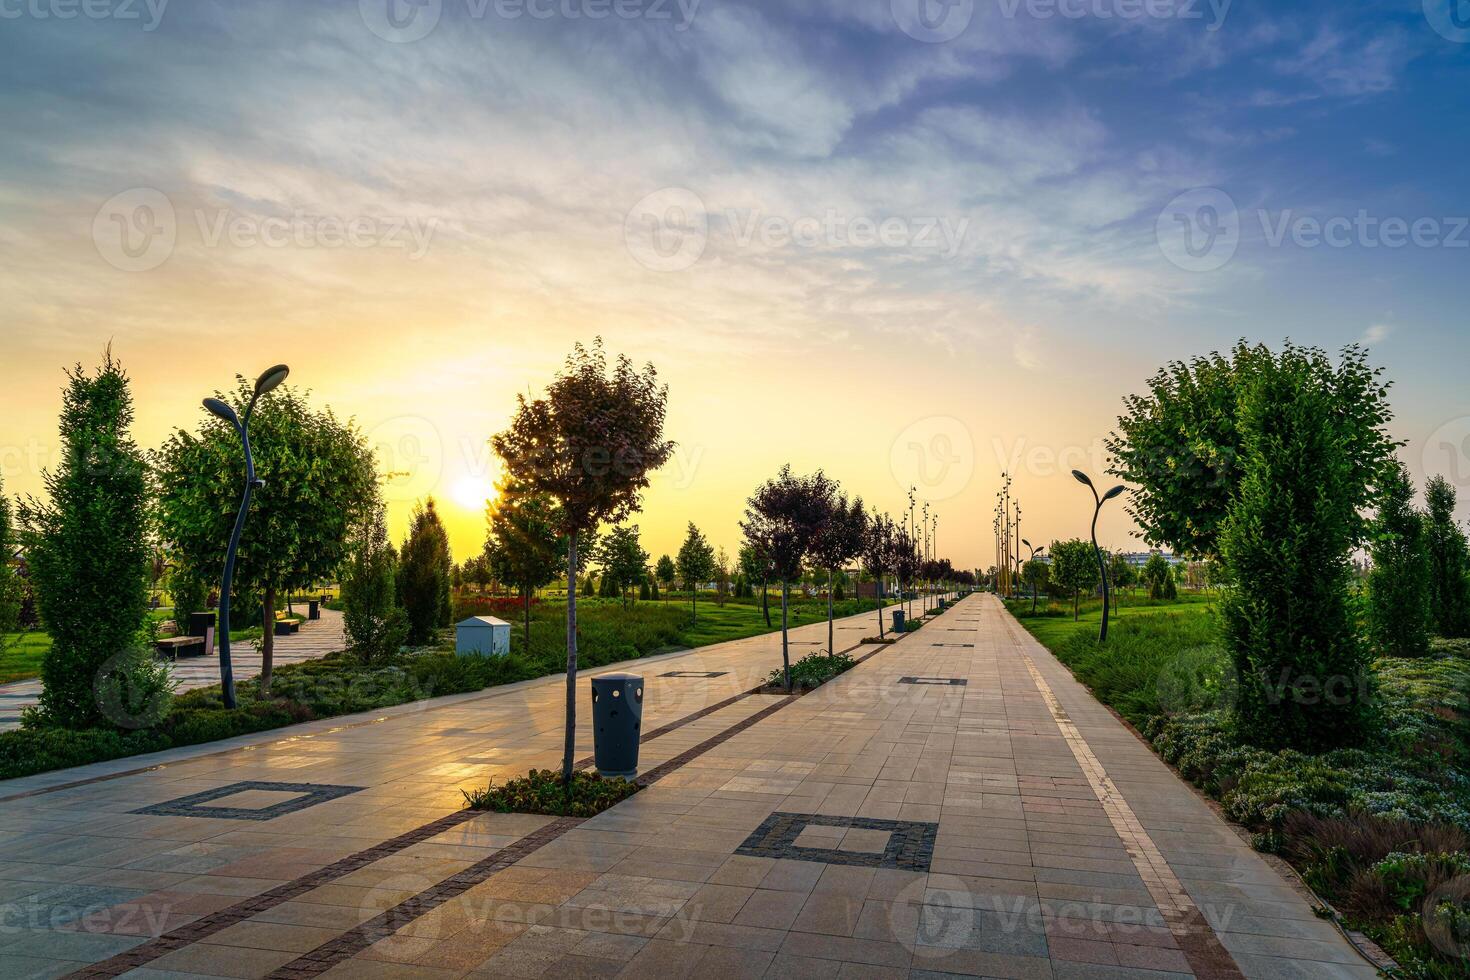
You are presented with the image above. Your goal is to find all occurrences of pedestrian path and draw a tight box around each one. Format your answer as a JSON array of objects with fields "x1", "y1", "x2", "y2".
[
  {"x1": 0, "y1": 595, "x2": 1375, "y2": 978},
  {"x1": 0, "y1": 610, "x2": 347, "y2": 732}
]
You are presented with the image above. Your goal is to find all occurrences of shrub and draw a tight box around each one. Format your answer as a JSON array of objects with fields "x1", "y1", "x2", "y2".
[
  {"x1": 342, "y1": 505, "x2": 407, "y2": 662},
  {"x1": 463, "y1": 768, "x2": 639, "y2": 817},
  {"x1": 765, "y1": 651, "x2": 855, "y2": 691},
  {"x1": 22, "y1": 353, "x2": 151, "y2": 729}
]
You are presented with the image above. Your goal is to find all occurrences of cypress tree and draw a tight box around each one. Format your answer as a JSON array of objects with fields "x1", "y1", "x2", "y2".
[
  {"x1": 1425, "y1": 475, "x2": 1470, "y2": 637},
  {"x1": 1367, "y1": 463, "x2": 1432, "y2": 657},
  {"x1": 399, "y1": 498, "x2": 452, "y2": 645}
]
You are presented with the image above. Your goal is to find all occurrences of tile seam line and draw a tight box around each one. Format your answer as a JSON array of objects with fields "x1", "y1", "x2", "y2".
[{"x1": 1015, "y1": 635, "x2": 1247, "y2": 980}]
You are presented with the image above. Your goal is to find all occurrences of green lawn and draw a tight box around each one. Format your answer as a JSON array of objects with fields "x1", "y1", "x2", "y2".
[{"x1": 0, "y1": 633, "x2": 52, "y2": 686}]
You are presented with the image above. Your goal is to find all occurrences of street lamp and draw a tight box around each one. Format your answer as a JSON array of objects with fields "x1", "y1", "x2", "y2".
[
  {"x1": 204, "y1": 364, "x2": 289, "y2": 709},
  {"x1": 1072, "y1": 470, "x2": 1125, "y2": 642}
]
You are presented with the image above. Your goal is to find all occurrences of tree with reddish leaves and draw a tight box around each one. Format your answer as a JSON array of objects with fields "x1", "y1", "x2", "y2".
[
  {"x1": 860, "y1": 510, "x2": 896, "y2": 639},
  {"x1": 740, "y1": 466, "x2": 836, "y2": 692},
  {"x1": 809, "y1": 493, "x2": 867, "y2": 655},
  {"x1": 492, "y1": 340, "x2": 674, "y2": 785}
]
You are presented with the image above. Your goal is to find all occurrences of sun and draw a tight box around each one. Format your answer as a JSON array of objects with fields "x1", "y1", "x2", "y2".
[{"x1": 449, "y1": 475, "x2": 497, "y2": 512}]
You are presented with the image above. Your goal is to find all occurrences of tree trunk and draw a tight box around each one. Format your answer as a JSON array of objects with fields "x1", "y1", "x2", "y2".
[
  {"x1": 780, "y1": 581, "x2": 791, "y2": 693},
  {"x1": 1073, "y1": 589, "x2": 1079, "y2": 621},
  {"x1": 523, "y1": 585, "x2": 531, "y2": 648},
  {"x1": 826, "y1": 568, "x2": 835, "y2": 654},
  {"x1": 260, "y1": 585, "x2": 276, "y2": 697},
  {"x1": 762, "y1": 577, "x2": 771, "y2": 627},
  {"x1": 877, "y1": 575, "x2": 885, "y2": 639},
  {"x1": 690, "y1": 582, "x2": 697, "y2": 621},
  {"x1": 561, "y1": 534, "x2": 579, "y2": 786}
]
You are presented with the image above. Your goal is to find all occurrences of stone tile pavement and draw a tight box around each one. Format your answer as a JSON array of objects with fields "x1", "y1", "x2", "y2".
[{"x1": 0, "y1": 595, "x2": 1379, "y2": 978}]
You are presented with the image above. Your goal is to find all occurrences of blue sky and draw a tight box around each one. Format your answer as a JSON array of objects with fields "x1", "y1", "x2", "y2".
[{"x1": 1, "y1": 0, "x2": 1467, "y2": 561}]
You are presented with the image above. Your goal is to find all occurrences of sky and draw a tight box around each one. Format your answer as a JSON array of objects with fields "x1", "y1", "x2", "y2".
[{"x1": 1, "y1": 0, "x2": 1468, "y2": 569}]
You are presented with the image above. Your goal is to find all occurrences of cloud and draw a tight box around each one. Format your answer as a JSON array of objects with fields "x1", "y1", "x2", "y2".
[{"x1": 1361, "y1": 323, "x2": 1391, "y2": 345}]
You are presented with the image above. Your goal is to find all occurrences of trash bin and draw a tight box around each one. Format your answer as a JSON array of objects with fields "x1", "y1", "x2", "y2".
[
  {"x1": 892, "y1": 610, "x2": 906, "y2": 633},
  {"x1": 308, "y1": 599, "x2": 320, "y2": 621},
  {"x1": 187, "y1": 611, "x2": 216, "y2": 656},
  {"x1": 591, "y1": 673, "x2": 643, "y2": 779}
]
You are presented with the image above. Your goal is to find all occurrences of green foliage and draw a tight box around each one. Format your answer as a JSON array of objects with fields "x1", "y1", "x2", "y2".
[
  {"x1": 1219, "y1": 349, "x2": 1375, "y2": 751},
  {"x1": 655, "y1": 554, "x2": 677, "y2": 591},
  {"x1": 765, "y1": 651, "x2": 855, "y2": 691},
  {"x1": 1368, "y1": 463, "x2": 1432, "y2": 657},
  {"x1": 675, "y1": 522, "x2": 716, "y2": 618},
  {"x1": 1142, "y1": 553, "x2": 1177, "y2": 600},
  {"x1": 341, "y1": 504, "x2": 406, "y2": 662},
  {"x1": 1021, "y1": 558, "x2": 1049, "y2": 603},
  {"x1": 1108, "y1": 342, "x2": 1398, "y2": 558},
  {"x1": 463, "y1": 768, "x2": 639, "y2": 817},
  {"x1": 398, "y1": 498, "x2": 453, "y2": 645},
  {"x1": 154, "y1": 378, "x2": 377, "y2": 692},
  {"x1": 596, "y1": 524, "x2": 649, "y2": 605},
  {"x1": 21, "y1": 352, "x2": 151, "y2": 729},
  {"x1": 1426, "y1": 476, "x2": 1470, "y2": 638},
  {"x1": 0, "y1": 477, "x2": 18, "y2": 635},
  {"x1": 1048, "y1": 538, "x2": 1100, "y2": 619}
]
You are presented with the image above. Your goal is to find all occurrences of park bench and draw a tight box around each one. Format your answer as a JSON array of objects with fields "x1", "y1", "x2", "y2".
[
  {"x1": 273, "y1": 611, "x2": 302, "y2": 636},
  {"x1": 155, "y1": 636, "x2": 205, "y2": 661}
]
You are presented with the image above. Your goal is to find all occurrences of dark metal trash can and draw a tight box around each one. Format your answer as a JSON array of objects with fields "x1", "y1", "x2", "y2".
[
  {"x1": 308, "y1": 600, "x2": 320, "y2": 620},
  {"x1": 591, "y1": 673, "x2": 643, "y2": 779},
  {"x1": 892, "y1": 610, "x2": 906, "y2": 633}
]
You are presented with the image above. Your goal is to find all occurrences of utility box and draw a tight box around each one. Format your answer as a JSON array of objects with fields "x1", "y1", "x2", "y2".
[
  {"x1": 456, "y1": 616, "x2": 510, "y2": 657},
  {"x1": 591, "y1": 673, "x2": 643, "y2": 778}
]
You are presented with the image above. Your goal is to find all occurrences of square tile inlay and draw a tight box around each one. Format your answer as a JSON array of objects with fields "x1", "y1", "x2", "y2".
[
  {"x1": 899, "y1": 677, "x2": 968, "y2": 686},
  {"x1": 132, "y1": 780, "x2": 366, "y2": 821},
  {"x1": 659, "y1": 670, "x2": 729, "y2": 678},
  {"x1": 736, "y1": 812, "x2": 938, "y2": 870}
]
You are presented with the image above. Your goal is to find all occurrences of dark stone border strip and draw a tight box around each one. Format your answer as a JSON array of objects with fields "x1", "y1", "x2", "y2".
[
  {"x1": 266, "y1": 817, "x2": 583, "y2": 979},
  {"x1": 63, "y1": 809, "x2": 479, "y2": 979},
  {"x1": 898, "y1": 677, "x2": 968, "y2": 687},
  {"x1": 736, "y1": 811, "x2": 938, "y2": 870},
  {"x1": 131, "y1": 780, "x2": 365, "y2": 821}
]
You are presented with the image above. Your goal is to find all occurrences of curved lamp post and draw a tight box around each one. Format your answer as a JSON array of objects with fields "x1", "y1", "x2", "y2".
[
  {"x1": 1021, "y1": 538, "x2": 1045, "y2": 613},
  {"x1": 204, "y1": 364, "x2": 289, "y2": 709},
  {"x1": 1071, "y1": 470, "x2": 1125, "y2": 642}
]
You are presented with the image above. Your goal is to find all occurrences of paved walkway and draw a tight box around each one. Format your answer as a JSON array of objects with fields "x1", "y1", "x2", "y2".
[
  {"x1": 0, "y1": 596, "x2": 1374, "y2": 979},
  {"x1": 0, "y1": 610, "x2": 347, "y2": 731}
]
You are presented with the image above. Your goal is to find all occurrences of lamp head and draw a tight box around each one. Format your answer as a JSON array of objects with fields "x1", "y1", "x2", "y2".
[
  {"x1": 1103, "y1": 484, "x2": 1126, "y2": 502},
  {"x1": 1071, "y1": 469, "x2": 1094, "y2": 488},
  {"x1": 1022, "y1": 538, "x2": 1031, "y2": 549},
  {"x1": 203, "y1": 398, "x2": 239, "y2": 425},
  {"x1": 254, "y1": 364, "x2": 290, "y2": 396}
]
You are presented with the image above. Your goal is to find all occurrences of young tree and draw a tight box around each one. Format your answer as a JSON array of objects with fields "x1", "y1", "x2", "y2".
[
  {"x1": 1219, "y1": 351, "x2": 1373, "y2": 751},
  {"x1": 1049, "y1": 539, "x2": 1100, "y2": 620},
  {"x1": 341, "y1": 504, "x2": 406, "y2": 662},
  {"x1": 485, "y1": 478, "x2": 564, "y2": 647},
  {"x1": 676, "y1": 523, "x2": 716, "y2": 620},
  {"x1": 1142, "y1": 553, "x2": 1176, "y2": 600},
  {"x1": 893, "y1": 526, "x2": 920, "y2": 621},
  {"x1": 714, "y1": 547, "x2": 732, "y2": 607},
  {"x1": 860, "y1": 510, "x2": 895, "y2": 638},
  {"x1": 399, "y1": 498, "x2": 453, "y2": 645},
  {"x1": 742, "y1": 467, "x2": 835, "y2": 690},
  {"x1": 596, "y1": 524, "x2": 649, "y2": 608},
  {"x1": 1425, "y1": 475, "x2": 1470, "y2": 637},
  {"x1": 809, "y1": 494, "x2": 866, "y2": 654},
  {"x1": 22, "y1": 352, "x2": 151, "y2": 728},
  {"x1": 1022, "y1": 558, "x2": 1049, "y2": 613},
  {"x1": 492, "y1": 340, "x2": 674, "y2": 785},
  {"x1": 739, "y1": 541, "x2": 774, "y2": 626},
  {"x1": 655, "y1": 554, "x2": 677, "y2": 602},
  {"x1": 1108, "y1": 342, "x2": 1397, "y2": 559},
  {"x1": 1107, "y1": 552, "x2": 1135, "y2": 611},
  {"x1": 156, "y1": 380, "x2": 377, "y2": 695},
  {"x1": 0, "y1": 476, "x2": 19, "y2": 635},
  {"x1": 1367, "y1": 462, "x2": 1432, "y2": 658}
]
